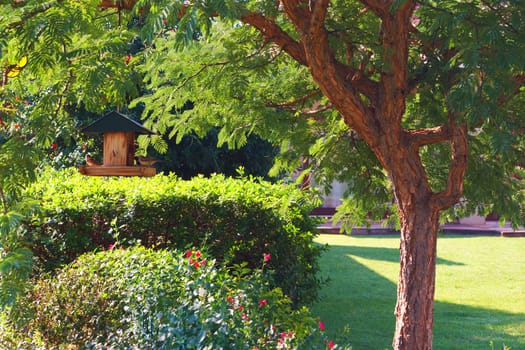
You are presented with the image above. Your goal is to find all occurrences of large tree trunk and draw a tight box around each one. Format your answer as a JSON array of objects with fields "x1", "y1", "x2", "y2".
[
  {"x1": 373, "y1": 130, "x2": 459, "y2": 350},
  {"x1": 392, "y1": 195, "x2": 440, "y2": 350}
]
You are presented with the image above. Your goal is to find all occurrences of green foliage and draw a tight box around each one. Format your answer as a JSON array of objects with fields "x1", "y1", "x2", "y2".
[
  {"x1": 0, "y1": 0, "x2": 146, "y2": 310},
  {"x1": 0, "y1": 0, "x2": 524, "y2": 228},
  {"x1": 2, "y1": 247, "x2": 350, "y2": 349},
  {"x1": 25, "y1": 167, "x2": 324, "y2": 306},
  {"x1": 132, "y1": 19, "x2": 400, "y2": 227},
  {"x1": 0, "y1": 199, "x2": 40, "y2": 310},
  {"x1": 0, "y1": 125, "x2": 42, "y2": 309},
  {"x1": 139, "y1": 127, "x2": 278, "y2": 180},
  {"x1": 128, "y1": 0, "x2": 525, "y2": 230}
]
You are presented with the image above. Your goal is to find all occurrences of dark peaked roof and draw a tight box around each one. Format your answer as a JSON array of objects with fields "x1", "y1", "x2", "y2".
[{"x1": 81, "y1": 111, "x2": 155, "y2": 135}]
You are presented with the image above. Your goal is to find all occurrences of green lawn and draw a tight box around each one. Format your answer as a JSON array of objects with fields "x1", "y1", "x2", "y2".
[{"x1": 311, "y1": 234, "x2": 525, "y2": 350}]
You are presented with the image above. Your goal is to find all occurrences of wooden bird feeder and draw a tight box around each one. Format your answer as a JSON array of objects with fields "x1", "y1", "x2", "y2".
[{"x1": 79, "y1": 111, "x2": 156, "y2": 177}]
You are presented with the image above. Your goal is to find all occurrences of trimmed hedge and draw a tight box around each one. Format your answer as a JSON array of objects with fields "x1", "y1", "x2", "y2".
[{"x1": 25, "y1": 168, "x2": 324, "y2": 306}]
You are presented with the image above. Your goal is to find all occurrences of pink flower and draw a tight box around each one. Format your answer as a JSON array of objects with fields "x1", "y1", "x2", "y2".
[
  {"x1": 318, "y1": 320, "x2": 326, "y2": 331},
  {"x1": 263, "y1": 253, "x2": 271, "y2": 262},
  {"x1": 108, "y1": 243, "x2": 114, "y2": 250},
  {"x1": 327, "y1": 340, "x2": 335, "y2": 349}
]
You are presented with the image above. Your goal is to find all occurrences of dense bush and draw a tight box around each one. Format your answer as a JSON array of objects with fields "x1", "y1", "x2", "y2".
[
  {"x1": 1, "y1": 247, "x2": 350, "y2": 349},
  {"x1": 24, "y1": 168, "x2": 324, "y2": 306}
]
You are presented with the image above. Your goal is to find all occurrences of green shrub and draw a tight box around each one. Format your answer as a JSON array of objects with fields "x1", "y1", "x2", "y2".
[
  {"x1": 25, "y1": 168, "x2": 324, "y2": 306},
  {"x1": 2, "y1": 247, "x2": 350, "y2": 349}
]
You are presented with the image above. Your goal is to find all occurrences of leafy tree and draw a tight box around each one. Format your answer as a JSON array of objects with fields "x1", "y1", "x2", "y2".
[
  {"x1": 0, "y1": 0, "x2": 141, "y2": 310},
  {"x1": 1, "y1": 1, "x2": 525, "y2": 349},
  {"x1": 129, "y1": 1, "x2": 525, "y2": 349}
]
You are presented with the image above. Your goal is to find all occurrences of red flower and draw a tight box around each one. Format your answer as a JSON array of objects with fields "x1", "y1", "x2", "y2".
[
  {"x1": 195, "y1": 250, "x2": 201, "y2": 258},
  {"x1": 318, "y1": 320, "x2": 326, "y2": 331},
  {"x1": 263, "y1": 253, "x2": 271, "y2": 262},
  {"x1": 108, "y1": 243, "x2": 114, "y2": 250},
  {"x1": 185, "y1": 250, "x2": 192, "y2": 258},
  {"x1": 124, "y1": 55, "x2": 132, "y2": 64},
  {"x1": 327, "y1": 340, "x2": 335, "y2": 349},
  {"x1": 51, "y1": 142, "x2": 58, "y2": 151},
  {"x1": 258, "y1": 299, "x2": 267, "y2": 307}
]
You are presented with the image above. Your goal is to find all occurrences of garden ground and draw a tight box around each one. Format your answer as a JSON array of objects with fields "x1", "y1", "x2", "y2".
[{"x1": 312, "y1": 234, "x2": 525, "y2": 350}]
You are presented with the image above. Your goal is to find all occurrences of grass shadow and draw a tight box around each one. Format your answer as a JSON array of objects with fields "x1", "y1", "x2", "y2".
[
  {"x1": 344, "y1": 244, "x2": 464, "y2": 266},
  {"x1": 312, "y1": 243, "x2": 524, "y2": 350}
]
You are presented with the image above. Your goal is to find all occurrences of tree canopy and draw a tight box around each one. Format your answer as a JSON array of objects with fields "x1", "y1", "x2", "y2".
[{"x1": 2, "y1": 1, "x2": 524, "y2": 224}]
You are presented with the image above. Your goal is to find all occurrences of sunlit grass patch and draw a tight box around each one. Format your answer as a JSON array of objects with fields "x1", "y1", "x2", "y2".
[{"x1": 312, "y1": 234, "x2": 525, "y2": 350}]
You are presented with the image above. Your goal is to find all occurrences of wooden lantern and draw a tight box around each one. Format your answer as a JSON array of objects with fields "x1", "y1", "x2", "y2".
[{"x1": 79, "y1": 111, "x2": 156, "y2": 177}]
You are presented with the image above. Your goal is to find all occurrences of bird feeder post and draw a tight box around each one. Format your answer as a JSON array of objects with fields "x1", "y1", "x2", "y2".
[{"x1": 79, "y1": 111, "x2": 156, "y2": 177}]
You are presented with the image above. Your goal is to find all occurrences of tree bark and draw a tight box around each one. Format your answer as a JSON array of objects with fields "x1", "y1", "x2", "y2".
[
  {"x1": 392, "y1": 193, "x2": 440, "y2": 350},
  {"x1": 369, "y1": 128, "x2": 442, "y2": 350}
]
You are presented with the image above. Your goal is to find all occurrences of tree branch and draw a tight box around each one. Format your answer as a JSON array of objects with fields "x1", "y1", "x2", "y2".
[
  {"x1": 359, "y1": 0, "x2": 392, "y2": 17},
  {"x1": 431, "y1": 117, "x2": 468, "y2": 210},
  {"x1": 279, "y1": 0, "x2": 311, "y2": 35},
  {"x1": 267, "y1": 98, "x2": 333, "y2": 119},
  {"x1": 0, "y1": 186, "x2": 7, "y2": 215},
  {"x1": 265, "y1": 90, "x2": 322, "y2": 108},
  {"x1": 241, "y1": 11, "x2": 307, "y2": 66},
  {"x1": 280, "y1": 0, "x2": 375, "y2": 138},
  {"x1": 494, "y1": 74, "x2": 525, "y2": 106},
  {"x1": 405, "y1": 125, "x2": 451, "y2": 147},
  {"x1": 377, "y1": 0, "x2": 416, "y2": 121}
]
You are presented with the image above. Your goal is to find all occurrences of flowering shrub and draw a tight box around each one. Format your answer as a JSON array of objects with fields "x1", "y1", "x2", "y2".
[
  {"x1": 24, "y1": 167, "x2": 325, "y2": 306},
  {"x1": 2, "y1": 247, "x2": 350, "y2": 349}
]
